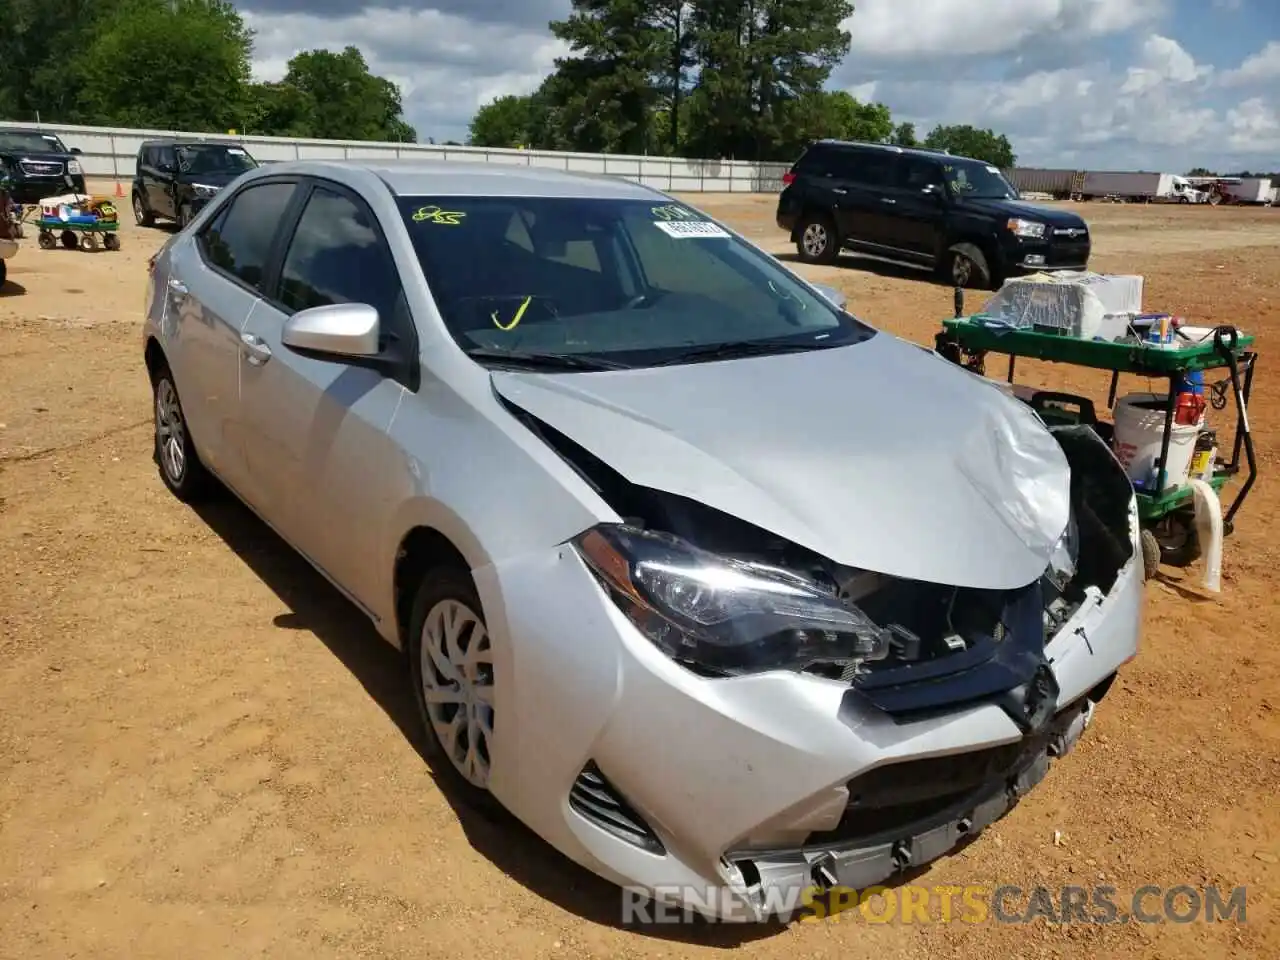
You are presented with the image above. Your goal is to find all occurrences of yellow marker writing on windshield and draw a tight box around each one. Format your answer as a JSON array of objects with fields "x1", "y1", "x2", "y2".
[
  {"x1": 413, "y1": 205, "x2": 466, "y2": 225},
  {"x1": 492, "y1": 295, "x2": 532, "y2": 331}
]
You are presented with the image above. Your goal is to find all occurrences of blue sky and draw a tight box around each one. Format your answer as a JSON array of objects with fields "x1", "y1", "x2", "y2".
[{"x1": 238, "y1": 0, "x2": 1280, "y2": 171}]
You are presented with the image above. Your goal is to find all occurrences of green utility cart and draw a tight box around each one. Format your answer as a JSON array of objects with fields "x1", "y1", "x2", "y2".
[
  {"x1": 934, "y1": 305, "x2": 1257, "y2": 579},
  {"x1": 35, "y1": 215, "x2": 120, "y2": 252}
]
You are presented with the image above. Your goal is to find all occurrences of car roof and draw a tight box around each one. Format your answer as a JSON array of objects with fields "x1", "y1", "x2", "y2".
[
  {"x1": 808, "y1": 139, "x2": 984, "y2": 164},
  {"x1": 140, "y1": 138, "x2": 239, "y2": 147},
  {"x1": 247, "y1": 158, "x2": 666, "y2": 201}
]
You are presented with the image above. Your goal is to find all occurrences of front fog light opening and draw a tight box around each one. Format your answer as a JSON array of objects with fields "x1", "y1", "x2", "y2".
[{"x1": 569, "y1": 761, "x2": 665, "y2": 855}]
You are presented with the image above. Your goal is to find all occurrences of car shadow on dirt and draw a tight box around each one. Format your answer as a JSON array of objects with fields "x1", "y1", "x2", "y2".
[
  {"x1": 191, "y1": 493, "x2": 783, "y2": 947},
  {"x1": 0, "y1": 279, "x2": 27, "y2": 296}
]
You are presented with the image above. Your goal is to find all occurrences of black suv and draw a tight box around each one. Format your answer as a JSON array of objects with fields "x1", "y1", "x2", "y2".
[
  {"x1": 776, "y1": 140, "x2": 1091, "y2": 290},
  {"x1": 0, "y1": 128, "x2": 86, "y2": 206},
  {"x1": 132, "y1": 139, "x2": 259, "y2": 229}
]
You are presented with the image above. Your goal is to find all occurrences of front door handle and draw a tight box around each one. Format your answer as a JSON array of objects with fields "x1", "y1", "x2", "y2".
[
  {"x1": 240, "y1": 332, "x2": 272, "y2": 366},
  {"x1": 880, "y1": 197, "x2": 897, "y2": 204},
  {"x1": 167, "y1": 277, "x2": 188, "y2": 297},
  {"x1": 831, "y1": 187, "x2": 848, "y2": 195}
]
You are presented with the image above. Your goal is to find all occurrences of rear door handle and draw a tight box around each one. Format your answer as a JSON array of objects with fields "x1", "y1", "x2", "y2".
[
  {"x1": 240, "y1": 332, "x2": 272, "y2": 366},
  {"x1": 880, "y1": 197, "x2": 897, "y2": 204},
  {"x1": 167, "y1": 277, "x2": 188, "y2": 297},
  {"x1": 831, "y1": 187, "x2": 848, "y2": 195}
]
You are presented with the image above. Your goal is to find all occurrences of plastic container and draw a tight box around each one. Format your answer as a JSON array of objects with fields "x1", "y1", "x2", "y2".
[
  {"x1": 1189, "y1": 429, "x2": 1218, "y2": 482},
  {"x1": 1112, "y1": 393, "x2": 1201, "y2": 492}
]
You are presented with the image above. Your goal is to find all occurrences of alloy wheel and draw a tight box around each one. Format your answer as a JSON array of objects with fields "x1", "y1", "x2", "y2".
[
  {"x1": 419, "y1": 598, "x2": 495, "y2": 789},
  {"x1": 133, "y1": 194, "x2": 146, "y2": 226},
  {"x1": 155, "y1": 377, "x2": 186, "y2": 483},
  {"x1": 802, "y1": 222, "x2": 828, "y2": 259}
]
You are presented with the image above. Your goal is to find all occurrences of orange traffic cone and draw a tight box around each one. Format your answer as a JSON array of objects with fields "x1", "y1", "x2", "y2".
[{"x1": 114, "y1": 181, "x2": 125, "y2": 198}]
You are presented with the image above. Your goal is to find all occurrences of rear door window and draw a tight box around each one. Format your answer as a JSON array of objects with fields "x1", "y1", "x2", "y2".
[
  {"x1": 849, "y1": 151, "x2": 895, "y2": 188},
  {"x1": 197, "y1": 181, "x2": 296, "y2": 290}
]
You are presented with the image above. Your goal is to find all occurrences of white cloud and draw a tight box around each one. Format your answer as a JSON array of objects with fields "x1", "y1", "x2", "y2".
[
  {"x1": 1218, "y1": 41, "x2": 1280, "y2": 87},
  {"x1": 235, "y1": 1, "x2": 1278, "y2": 170},
  {"x1": 242, "y1": 7, "x2": 569, "y2": 138},
  {"x1": 841, "y1": 0, "x2": 1166, "y2": 58}
]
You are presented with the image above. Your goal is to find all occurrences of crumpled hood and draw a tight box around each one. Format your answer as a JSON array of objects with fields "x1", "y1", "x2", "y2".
[{"x1": 492, "y1": 333, "x2": 1072, "y2": 590}]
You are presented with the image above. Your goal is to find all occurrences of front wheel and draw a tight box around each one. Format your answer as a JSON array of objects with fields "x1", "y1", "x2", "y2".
[
  {"x1": 151, "y1": 361, "x2": 215, "y2": 502},
  {"x1": 946, "y1": 242, "x2": 994, "y2": 290},
  {"x1": 408, "y1": 568, "x2": 503, "y2": 815},
  {"x1": 795, "y1": 213, "x2": 840, "y2": 265}
]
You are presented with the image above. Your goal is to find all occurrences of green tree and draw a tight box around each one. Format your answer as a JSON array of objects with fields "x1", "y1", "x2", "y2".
[
  {"x1": 891, "y1": 121, "x2": 918, "y2": 147},
  {"x1": 246, "y1": 81, "x2": 316, "y2": 138},
  {"x1": 0, "y1": 0, "x2": 120, "y2": 122},
  {"x1": 73, "y1": 0, "x2": 253, "y2": 130},
  {"x1": 685, "y1": 0, "x2": 854, "y2": 160},
  {"x1": 923, "y1": 123, "x2": 1016, "y2": 167},
  {"x1": 276, "y1": 46, "x2": 415, "y2": 141},
  {"x1": 547, "y1": 0, "x2": 671, "y2": 154},
  {"x1": 469, "y1": 94, "x2": 539, "y2": 148}
]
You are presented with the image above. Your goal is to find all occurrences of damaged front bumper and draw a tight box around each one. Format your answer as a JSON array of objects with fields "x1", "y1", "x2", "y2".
[
  {"x1": 724, "y1": 686, "x2": 1105, "y2": 917},
  {"x1": 476, "y1": 516, "x2": 1142, "y2": 923}
]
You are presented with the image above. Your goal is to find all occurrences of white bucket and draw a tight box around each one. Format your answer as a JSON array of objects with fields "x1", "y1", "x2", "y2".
[{"x1": 1112, "y1": 393, "x2": 1200, "y2": 492}]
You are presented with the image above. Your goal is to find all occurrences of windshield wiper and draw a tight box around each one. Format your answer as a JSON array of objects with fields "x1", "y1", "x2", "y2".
[
  {"x1": 463, "y1": 347, "x2": 631, "y2": 371},
  {"x1": 650, "y1": 338, "x2": 836, "y2": 367}
]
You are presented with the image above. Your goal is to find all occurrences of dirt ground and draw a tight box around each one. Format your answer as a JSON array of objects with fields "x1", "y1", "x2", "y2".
[{"x1": 1, "y1": 195, "x2": 1277, "y2": 959}]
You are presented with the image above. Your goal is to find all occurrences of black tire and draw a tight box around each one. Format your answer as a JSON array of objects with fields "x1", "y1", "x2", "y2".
[
  {"x1": 407, "y1": 567, "x2": 503, "y2": 816},
  {"x1": 103, "y1": 232, "x2": 120, "y2": 251},
  {"x1": 1139, "y1": 528, "x2": 1161, "y2": 581},
  {"x1": 946, "y1": 242, "x2": 994, "y2": 290},
  {"x1": 794, "y1": 212, "x2": 840, "y2": 265},
  {"x1": 1155, "y1": 514, "x2": 1202, "y2": 568},
  {"x1": 133, "y1": 192, "x2": 155, "y2": 228},
  {"x1": 150, "y1": 360, "x2": 215, "y2": 503},
  {"x1": 0, "y1": 258, "x2": 6, "y2": 289},
  {"x1": 60, "y1": 230, "x2": 78, "y2": 250},
  {"x1": 38, "y1": 231, "x2": 55, "y2": 250}
]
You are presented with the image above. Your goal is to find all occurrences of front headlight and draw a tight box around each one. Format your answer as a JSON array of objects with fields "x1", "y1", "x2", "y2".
[
  {"x1": 66, "y1": 160, "x2": 83, "y2": 176},
  {"x1": 573, "y1": 524, "x2": 894, "y2": 677},
  {"x1": 193, "y1": 183, "x2": 220, "y2": 198},
  {"x1": 1007, "y1": 218, "x2": 1046, "y2": 239}
]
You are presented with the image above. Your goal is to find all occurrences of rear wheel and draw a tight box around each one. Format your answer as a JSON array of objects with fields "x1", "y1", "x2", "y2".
[
  {"x1": 795, "y1": 213, "x2": 839, "y2": 265},
  {"x1": 133, "y1": 193, "x2": 155, "y2": 228},
  {"x1": 151, "y1": 360, "x2": 215, "y2": 502}
]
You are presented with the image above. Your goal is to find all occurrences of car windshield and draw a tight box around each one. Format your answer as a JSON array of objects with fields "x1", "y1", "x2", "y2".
[
  {"x1": 942, "y1": 159, "x2": 1018, "y2": 200},
  {"x1": 397, "y1": 195, "x2": 875, "y2": 367},
  {"x1": 175, "y1": 144, "x2": 258, "y2": 176},
  {"x1": 0, "y1": 131, "x2": 69, "y2": 153}
]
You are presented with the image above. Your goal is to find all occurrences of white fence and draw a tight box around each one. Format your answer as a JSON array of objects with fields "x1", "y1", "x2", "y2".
[{"x1": 1, "y1": 120, "x2": 789, "y2": 194}]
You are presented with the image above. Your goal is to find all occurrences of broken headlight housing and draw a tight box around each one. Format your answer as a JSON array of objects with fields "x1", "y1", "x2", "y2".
[{"x1": 573, "y1": 524, "x2": 893, "y2": 676}]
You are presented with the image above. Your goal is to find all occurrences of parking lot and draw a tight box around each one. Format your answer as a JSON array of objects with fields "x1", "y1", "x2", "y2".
[{"x1": 1, "y1": 196, "x2": 1277, "y2": 959}]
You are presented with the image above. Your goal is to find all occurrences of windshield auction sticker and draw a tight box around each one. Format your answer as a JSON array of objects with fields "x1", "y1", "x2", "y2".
[{"x1": 653, "y1": 220, "x2": 730, "y2": 239}]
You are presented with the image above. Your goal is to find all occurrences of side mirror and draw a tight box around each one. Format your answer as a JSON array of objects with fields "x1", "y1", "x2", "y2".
[
  {"x1": 282, "y1": 303, "x2": 381, "y2": 358},
  {"x1": 812, "y1": 283, "x2": 847, "y2": 310},
  {"x1": 69, "y1": 146, "x2": 83, "y2": 155}
]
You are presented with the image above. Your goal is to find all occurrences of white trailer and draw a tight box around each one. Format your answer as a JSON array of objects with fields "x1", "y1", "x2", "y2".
[
  {"x1": 1079, "y1": 171, "x2": 1202, "y2": 203},
  {"x1": 1224, "y1": 178, "x2": 1274, "y2": 204},
  {"x1": 1270, "y1": 186, "x2": 1279, "y2": 206}
]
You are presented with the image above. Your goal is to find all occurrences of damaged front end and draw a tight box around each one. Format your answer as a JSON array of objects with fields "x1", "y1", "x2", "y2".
[
  {"x1": 505, "y1": 397, "x2": 1141, "y2": 913},
  {"x1": 512, "y1": 392, "x2": 1136, "y2": 713}
]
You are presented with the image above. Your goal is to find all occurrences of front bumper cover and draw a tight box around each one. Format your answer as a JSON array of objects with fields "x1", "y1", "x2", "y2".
[{"x1": 478, "y1": 529, "x2": 1141, "y2": 923}]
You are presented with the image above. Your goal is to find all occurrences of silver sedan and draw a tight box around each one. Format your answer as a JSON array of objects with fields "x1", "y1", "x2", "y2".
[{"x1": 142, "y1": 159, "x2": 1144, "y2": 921}]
